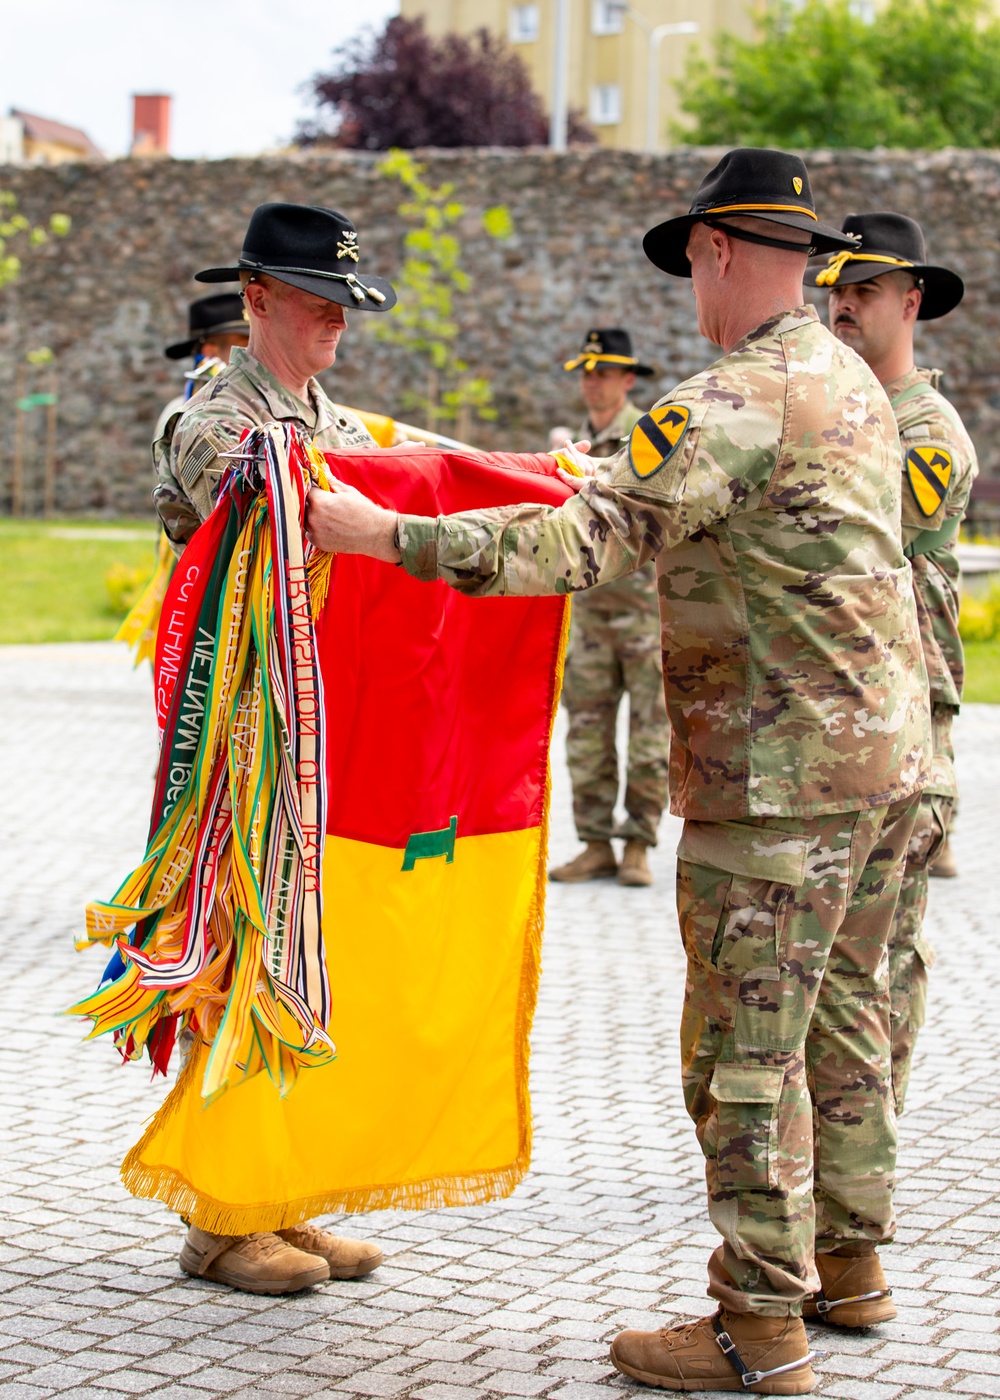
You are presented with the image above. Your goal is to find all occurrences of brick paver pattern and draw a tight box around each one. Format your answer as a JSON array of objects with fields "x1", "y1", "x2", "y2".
[{"x1": 1, "y1": 642, "x2": 998, "y2": 1400}]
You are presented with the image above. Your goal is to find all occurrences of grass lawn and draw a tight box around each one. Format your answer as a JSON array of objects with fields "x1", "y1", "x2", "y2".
[
  {"x1": 0, "y1": 518, "x2": 158, "y2": 644},
  {"x1": 963, "y1": 639, "x2": 1000, "y2": 704},
  {"x1": 2, "y1": 518, "x2": 1000, "y2": 705}
]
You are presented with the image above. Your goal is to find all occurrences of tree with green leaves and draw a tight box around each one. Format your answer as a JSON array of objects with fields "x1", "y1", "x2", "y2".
[
  {"x1": 676, "y1": 0, "x2": 1000, "y2": 149},
  {"x1": 0, "y1": 194, "x2": 70, "y2": 289},
  {"x1": 374, "y1": 150, "x2": 513, "y2": 439}
]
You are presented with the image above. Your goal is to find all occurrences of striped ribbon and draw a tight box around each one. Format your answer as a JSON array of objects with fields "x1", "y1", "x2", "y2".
[{"x1": 73, "y1": 424, "x2": 337, "y2": 1103}]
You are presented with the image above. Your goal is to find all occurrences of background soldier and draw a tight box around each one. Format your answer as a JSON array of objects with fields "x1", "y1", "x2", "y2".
[
  {"x1": 550, "y1": 330, "x2": 670, "y2": 889},
  {"x1": 152, "y1": 202, "x2": 396, "y2": 1296},
  {"x1": 306, "y1": 149, "x2": 931, "y2": 1394},
  {"x1": 809, "y1": 213, "x2": 977, "y2": 1114},
  {"x1": 155, "y1": 292, "x2": 250, "y2": 462},
  {"x1": 153, "y1": 202, "x2": 392, "y2": 553}
]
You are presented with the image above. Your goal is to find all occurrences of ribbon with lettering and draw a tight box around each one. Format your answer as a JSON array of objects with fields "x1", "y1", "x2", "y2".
[{"x1": 72, "y1": 424, "x2": 335, "y2": 1104}]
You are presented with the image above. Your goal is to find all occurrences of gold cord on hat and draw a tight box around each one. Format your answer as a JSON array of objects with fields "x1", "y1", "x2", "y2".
[
  {"x1": 815, "y1": 251, "x2": 916, "y2": 286},
  {"x1": 564, "y1": 353, "x2": 639, "y2": 372},
  {"x1": 703, "y1": 202, "x2": 819, "y2": 220}
]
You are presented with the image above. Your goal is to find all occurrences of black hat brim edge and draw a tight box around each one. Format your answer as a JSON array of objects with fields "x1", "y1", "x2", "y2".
[
  {"x1": 164, "y1": 320, "x2": 250, "y2": 359},
  {"x1": 804, "y1": 260, "x2": 965, "y2": 321},
  {"x1": 643, "y1": 211, "x2": 859, "y2": 279},
  {"x1": 195, "y1": 264, "x2": 397, "y2": 314}
]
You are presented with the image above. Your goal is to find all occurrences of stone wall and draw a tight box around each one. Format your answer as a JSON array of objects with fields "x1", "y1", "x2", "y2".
[{"x1": 1, "y1": 146, "x2": 998, "y2": 516}]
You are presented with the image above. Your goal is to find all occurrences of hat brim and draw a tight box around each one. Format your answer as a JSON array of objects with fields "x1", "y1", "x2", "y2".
[
  {"x1": 164, "y1": 320, "x2": 250, "y2": 359},
  {"x1": 564, "y1": 354, "x2": 655, "y2": 377},
  {"x1": 643, "y1": 211, "x2": 859, "y2": 279},
  {"x1": 804, "y1": 259, "x2": 964, "y2": 321},
  {"x1": 195, "y1": 264, "x2": 397, "y2": 314}
]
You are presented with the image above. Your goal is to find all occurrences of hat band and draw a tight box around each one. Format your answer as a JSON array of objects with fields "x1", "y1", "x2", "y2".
[
  {"x1": 239, "y1": 259, "x2": 386, "y2": 305},
  {"x1": 702, "y1": 202, "x2": 818, "y2": 221},
  {"x1": 814, "y1": 251, "x2": 916, "y2": 287},
  {"x1": 565, "y1": 353, "x2": 639, "y2": 371}
]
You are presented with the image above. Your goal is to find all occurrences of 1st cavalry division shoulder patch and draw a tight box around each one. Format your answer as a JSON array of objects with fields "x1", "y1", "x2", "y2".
[
  {"x1": 905, "y1": 445, "x2": 953, "y2": 517},
  {"x1": 629, "y1": 403, "x2": 691, "y2": 480}
]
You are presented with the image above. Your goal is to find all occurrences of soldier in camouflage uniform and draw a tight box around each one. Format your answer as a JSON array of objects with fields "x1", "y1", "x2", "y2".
[
  {"x1": 550, "y1": 329, "x2": 669, "y2": 888},
  {"x1": 152, "y1": 203, "x2": 398, "y2": 1298},
  {"x1": 810, "y1": 213, "x2": 977, "y2": 1117},
  {"x1": 306, "y1": 149, "x2": 931, "y2": 1393},
  {"x1": 153, "y1": 203, "x2": 391, "y2": 553}
]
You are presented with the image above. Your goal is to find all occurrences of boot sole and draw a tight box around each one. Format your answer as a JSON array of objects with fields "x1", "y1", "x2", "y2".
[
  {"x1": 803, "y1": 1298, "x2": 896, "y2": 1329},
  {"x1": 548, "y1": 868, "x2": 618, "y2": 882},
  {"x1": 618, "y1": 872, "x2": 653, "y2": 886},
  {"x1": 610, "y1": 1346, "x2": 816, "y2": 1393},
  {"x1": 179, "y1": 1246, "x2": 328, "y2": 1295},
  {"x1": 607, "y1": 1344, "x2": 812, "y2": 1388},
  {"x1": 328, "y1": 1249, "x2": 383, "y2": 1280}
]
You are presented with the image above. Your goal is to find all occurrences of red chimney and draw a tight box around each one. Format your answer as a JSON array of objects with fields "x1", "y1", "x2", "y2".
[{"x1": 131, "y1": 94, "x2": 171, "y2": 157}]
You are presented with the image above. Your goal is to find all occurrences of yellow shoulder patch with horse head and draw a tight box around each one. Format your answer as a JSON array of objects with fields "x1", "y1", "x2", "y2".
[
  {"x1": 905, "y1": 445, "x2": 953, "y2": 518},
  {"x1": 628, "y1": 403, "x2": 691, "y2": 480}
]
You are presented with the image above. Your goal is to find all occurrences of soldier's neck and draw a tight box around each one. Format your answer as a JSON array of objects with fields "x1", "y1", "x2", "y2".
[
  {"x1": 868, "y1": 341, "x2": 915, "y2": 390},
  {"x1": 246, "y1": 334, "x2": 312, "y2": 404},
  {"x1": 588, "y1": 396, "x2": 628, "y2": 437}
]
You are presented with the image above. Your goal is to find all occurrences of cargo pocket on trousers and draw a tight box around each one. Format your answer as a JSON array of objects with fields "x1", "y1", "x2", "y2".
[{"x1": 710, "y1": 1062, "x2": 785, "y2": 1191}]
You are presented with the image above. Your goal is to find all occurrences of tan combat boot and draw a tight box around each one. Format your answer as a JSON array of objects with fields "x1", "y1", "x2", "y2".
[
  {"x1": 611, "y1": 1308, "x2": 817, "y2": 1392},
  {"x1": 179, "y1": 1225, "x2": 329, "y2": 1294},
  {"x1": 549, "y1": 840, "x2": 617, "y2": 882},
  {"x1": 278, "y1": 1222, "x2": 382, "y2": 1279},
  {"x1": 802, "y1": 1244, "x2": 895, "y2": 1328},
  {"x1": 928, "y1": 834, "x2": 958, "y2": 878},
  {"x1": 619, "y1": 839, "x2": 653, "y2": 886}
]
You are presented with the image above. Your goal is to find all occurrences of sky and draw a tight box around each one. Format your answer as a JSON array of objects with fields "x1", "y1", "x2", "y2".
[{"x1": 3, "y1": 0, "x2": 399, "y2": 160}]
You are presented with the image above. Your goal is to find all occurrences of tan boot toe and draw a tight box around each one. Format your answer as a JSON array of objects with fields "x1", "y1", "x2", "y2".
[
  {"x1": 179, "y1": 1226, "x2": 329, "y2": 1294},
  {"x1": 278, "y1": 1223, "x2": 382, "y2": 1279},
  {"x1": 610, "y1": 1310, "x2": 817, "y2": 1393},
  {"x1": 618, "y1": 839, "x2": 653, "y2": 886},
  {"x1": 549, "y1": 841, "x2": 618, "y2": 882}
]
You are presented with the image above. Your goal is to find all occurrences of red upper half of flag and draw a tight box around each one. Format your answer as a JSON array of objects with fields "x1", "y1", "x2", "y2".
[{"x1": 317, "y1": 448, "x2": 573, "y2": 848}]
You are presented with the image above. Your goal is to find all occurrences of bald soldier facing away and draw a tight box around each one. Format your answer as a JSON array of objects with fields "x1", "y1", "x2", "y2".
[{"x1": 305, "y1": 149, "x2": 931, "y2": 1394}]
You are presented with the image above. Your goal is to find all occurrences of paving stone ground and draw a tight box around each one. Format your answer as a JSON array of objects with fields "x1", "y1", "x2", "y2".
[{"x1": 1, "y1": 641, "x2": 998, "y2": 1400}]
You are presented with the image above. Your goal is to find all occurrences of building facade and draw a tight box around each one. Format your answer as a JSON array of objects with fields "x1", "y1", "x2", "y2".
[{"x1": 399, "y1": 0, "x2": 754, "y2": 148}]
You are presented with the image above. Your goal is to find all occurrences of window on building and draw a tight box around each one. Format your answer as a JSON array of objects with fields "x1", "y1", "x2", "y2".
[
  {"x1": 589, "y1": 83, "x2": 623, "y2": 125},
  {"x1": 509, "y1": 3, "x2": 540, "y2": 42},
  {"x1": 592, "y1": 0, "x2": 625, "y2": 35}
]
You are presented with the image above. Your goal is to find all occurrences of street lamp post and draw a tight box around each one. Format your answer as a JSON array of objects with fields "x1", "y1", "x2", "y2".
[
  {"x1": 610, "y1": 6, "x2": 698, "y2": 152},
  {"x1": 550, "y1": 0, "x2": 572, "y2": 151}
]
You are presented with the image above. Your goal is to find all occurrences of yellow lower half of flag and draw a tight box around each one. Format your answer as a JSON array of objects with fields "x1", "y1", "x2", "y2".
[{"x1": 121, "y1": 826, "x2": 545, "y2": 1234}]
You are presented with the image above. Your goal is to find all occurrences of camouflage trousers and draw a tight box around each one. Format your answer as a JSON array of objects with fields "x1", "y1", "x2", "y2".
[
  {"x1": 888, "y1": 796, "x2": 950, "y2": 1116},
  {"x1": 562, "y1": 582, "x2": 669, "y2": 847},
  {"x1": 676, "y1": 797, "x2": 919, "y2": 1316}
]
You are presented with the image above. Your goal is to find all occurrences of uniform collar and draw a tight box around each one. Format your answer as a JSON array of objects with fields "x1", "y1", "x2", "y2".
[
  {"x1": 883, "y1": 366, "x2": 937, "y2": 399},
  {"x1": 228, "y1": 347, "x2": 336, "y2": 431},
  {"x1": 729, "y1": 303, "x2": 820, "y2": 357}
]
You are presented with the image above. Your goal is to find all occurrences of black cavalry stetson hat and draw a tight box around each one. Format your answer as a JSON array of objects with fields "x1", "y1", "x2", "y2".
[
  {"x1": 564, "y1": 328, "x2": 655, "y2": 376},
  {"x1": 196, "y1": 203, "x2": 397, "y2": 313},
  {"x1": 164, "y1": 293, "x2": 249, "y2": 360},
  {"x1": 805, "y1": 212, "x2": 964, "y2": 321},
  {"x1": 643, "y1": 147, "x2": 859, "y2": 278}
]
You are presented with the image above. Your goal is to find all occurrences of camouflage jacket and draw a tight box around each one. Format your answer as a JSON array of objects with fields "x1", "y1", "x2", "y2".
[
  {"x1": 887, "y1": 368, "x2": 978, "y2": 714},
  {"x1": 399, "y1": 306, "x2": 930, "y2": 821},
  {"x1": 574, "y1": 399, "x2": 657, "y2": 618},
  {"x1": 152, "y1": 347, "x2": 373, "y2": 550}
]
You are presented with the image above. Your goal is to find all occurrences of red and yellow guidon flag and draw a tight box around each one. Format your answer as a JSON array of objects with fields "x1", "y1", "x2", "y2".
[{"x1": 76, "y1": 427, "x2": 574, "y2": 1235}]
